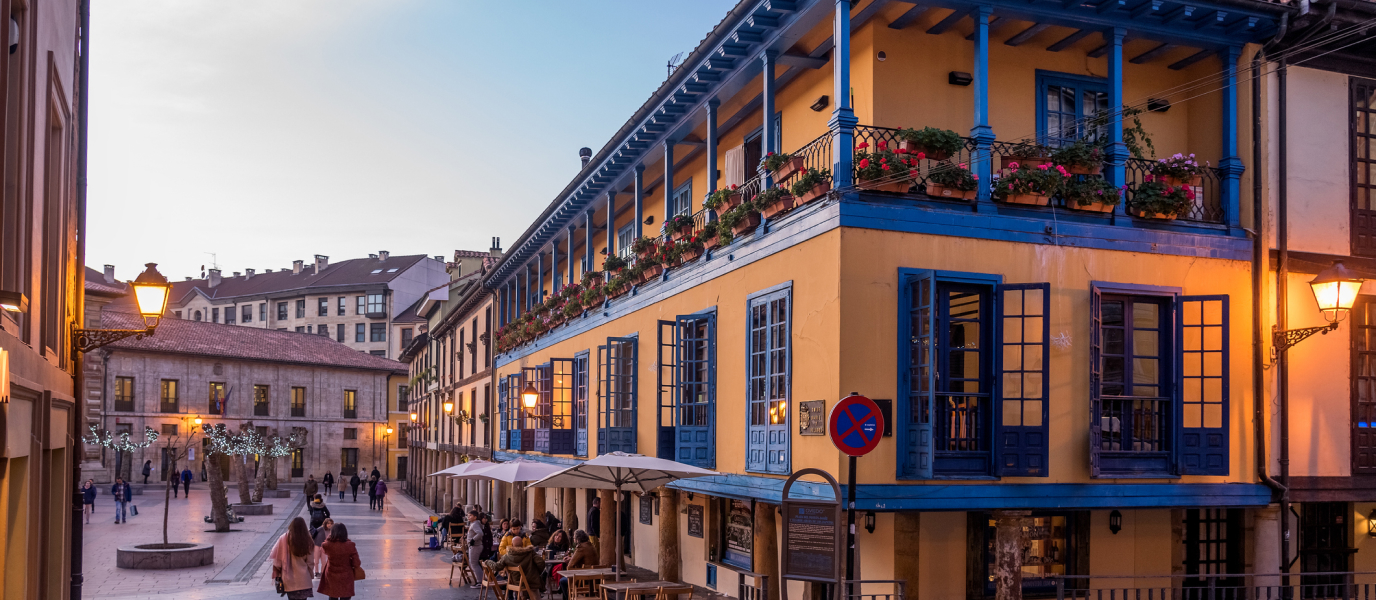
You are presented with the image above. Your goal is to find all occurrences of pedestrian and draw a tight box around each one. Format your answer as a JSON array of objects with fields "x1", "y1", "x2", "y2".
[
  {"x1": 309, "y1": 494, "x2": 331, "y2": 528},
  {"x1": 366, "y1": 476, "x2": 378, "y2": 510},
  {"x1": 181, "y1": 467, "x2": 193, "y2": 498},
  {"x1": 270, "y1": 517, "x2": 315, "y2": 600},
  {"x1": 370, "y1": 465, "x2": 381, "y2": 481},
  {"x1": 200, "y1": 461, "x2": 207, "y2": 482},
  {"x1": 587, "y1": 497, "x2": 600, "y2": 553},
  {"x1": 374, "y1": 479, "x2": 387, "y2": 511},
  {"x1": 111, "y1": 478, "x2": 132, "y2": 524},
  {"x1": 312, "y1": 517, "x2": 334, "y2": 575},
  {"x1": 81, "y1": 480, "x2": 96, "y2": 524},
  {"x1": 465, "y1": 510, "x2": 485, "y2": 588},
  {"x1": 322, "y1": 471, "x2": 334, "y2": 497},
  {"x1": 303, "y1": 474, "x2": 319, "y2": 498},
  {"x1": 141, "y1": 460, "x2": 152, "y2": 485},
  {"x1": 318, "y1": 522, "x2": 361, "y2": 600},
  {"x1": 348, "y1": 471, "x2": 361, "y2": 502}
]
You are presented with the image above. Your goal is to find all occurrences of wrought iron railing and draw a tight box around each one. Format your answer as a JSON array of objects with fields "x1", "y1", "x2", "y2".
[
  {"x1": 1099, "y1": 396, "x2": 1169, "y2": 452},
  {"x1": 1124, "y1": 157, "x2": 1225, "y2": 223},
  {"x1": 791, "y1": 130, "x2": 834, "y2": 183},
  {"x1": 842, "y1": 580, "x2": 908, "y2": 600},
  {"x1": 1055, "y1": 572, "x2": 1376, "y2": 600}
]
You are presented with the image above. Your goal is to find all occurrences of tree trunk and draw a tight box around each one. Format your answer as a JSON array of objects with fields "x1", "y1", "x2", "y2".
[
  {"x1": 252, "y1": 458, "x2": 266, "y2": 503},
  {"x1": 163, "y1": 457, "x2": 175, "y2": 546},
  {"x1": 236, "y1": 454, "x2": 253, "y2": 505},
  {"x1": 267, "y1": 455, "x2": 278, "y2": 490},
  {"x1": 207, "y1": 453, "x2": 231, "y2": 532}
]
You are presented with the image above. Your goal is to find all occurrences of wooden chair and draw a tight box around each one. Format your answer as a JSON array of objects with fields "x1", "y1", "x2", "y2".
[
  {"x1": 567, "y1": 573, "x2": 606, "y2": 600},
  {"x1": 654, "y1": 585, "x2": 695, "y2": 600},
  {"x1": 449, "y1": 543, "x2": 477, "y2": 586},
  {"x1": 478, "y1": 563, "x2": 506, "y2": 600},
  {"x1": 507, "y1": 566, "x2": 542, "y2": 600}
]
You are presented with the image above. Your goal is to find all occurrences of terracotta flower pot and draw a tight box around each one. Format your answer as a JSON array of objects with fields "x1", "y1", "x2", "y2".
[
  {"x1": 899, "y1": 141, "x2": 951, "y2": 161},
  {"x1": 731, "y1": 213, "x2": 761, "y2": 236},
  {"x1": 1002, "y1": 156, "x2": 1051, "y2": 170},
  {"x1": 772, "y1": 157, "x2": 806, "y2": 182},
  {"x1": 857, "y1": 178, "x2": 911, "y2": 193},
  {"x1": 999, "y1": 193, "x2": 1051, "y2": 206},
  {"x1": 703, "y1": 236, "x2": 721, "y2": 251},
  {"x1": 759, "y1": 195, "x2": 796, "y2": 219},
  {"x1": 796, "y1": 182, "x2": 831, "y2": 204},
  {"x1": 926, "y1": 184, "x2": 977, "y2": 201},
  {"x1": 646, "y1": 264, "x2": 665, "y2": 279},
  {"x1": 682, "y1": 246, "x2": 703, "y2": 262},
  {"x1": 725, "y1": 193, "x2": 743, "y2": 211},
  {"x1": 1163, "y1": 175, "x2": 1204, "y2": 187},
  {"x1": 1068, "y1": 200, "x2": 1118, "y2": 213},
  {"x1": 1064, "y1": 163, "x2": 1103, "y2": 176},
  {"x1": 1133, "y1": 210, "x2": 1179, "y2": 221}
]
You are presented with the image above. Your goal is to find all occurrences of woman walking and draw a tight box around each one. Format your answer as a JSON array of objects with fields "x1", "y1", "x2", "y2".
[
  {"x1": 373, "y1": 479, "x2": 387, "y2": 511},
  {"x1": 81, "y1": 480, "x2": 96, "y2": 524},
  {"x1": 366, "y1": 476, "x2": 378, "y2": 510},
  {"x1": 319, "y1": 522, "x2": 361, "y2": 600},
  {"x1": 270, "y1": 517, "x2": 315, "y2": 600}
]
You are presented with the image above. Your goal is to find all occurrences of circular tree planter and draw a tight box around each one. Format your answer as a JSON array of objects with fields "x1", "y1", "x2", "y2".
[
  {"x1": 231, "y1": 502, "x2": 273, "y2": 515},
  {"x1": 267, "y1": 490, "x2": 291, "y2": 498},
  {"x1": 117, "y1": 543, "x2": 214, "y2": 569}
]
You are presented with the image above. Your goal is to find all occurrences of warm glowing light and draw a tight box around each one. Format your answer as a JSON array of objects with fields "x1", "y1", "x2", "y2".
[
  {"x1": 1310, "y1": 261, "x2": 1364, "y2": 323},
  {"x1": 0, "y1": 290, "x2": 26, "y2": 313},
  {"x1": 410, "y1": 412, "x2": 418, "y2": 422},
  {"x1": 443, "y1": 401, "x2": 454, "y2": 413},
  {"x1": 130, "y1": 263, "x2": 171, "y2": 328},
  {"x1": 521, "y1": 383, "x2": 538, "y2": 408},
  {"x1": 386, "y1": 427, "x2": 394, "y2": 435},
  {"x1": 193, "y1": 417, "x2": 202, "y2": 425}
]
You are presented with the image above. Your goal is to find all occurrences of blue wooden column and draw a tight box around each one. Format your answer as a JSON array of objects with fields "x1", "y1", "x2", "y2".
[
  {"x1": 664, "y1": 141, "x2": 676, "y2": 219},
  {"x1": 537, "y1": 252, "x2": 545, "y2": 301},
  {"x1": 584, "y1": 210, "x2": 595, "y2": 274},
  {"x1": 634, "y1": 165, "x2": 646, "y2": 239},
  {"x1": 761, "y1": 49, "x2": 777, "y2": 188},
  {"x1": 499, "y1": 283, "x2": 506, "y2": 326},
  {"x1": 607, "y1": 191, "x2": 618, "y2": 256},
  {"x1": 567, "y1": 226, "x2": 576, "y2": 285},
  {"x1": 830, "y1": 0, "x2": 856, "y2": 190},
  {"x1": 971, "y1": 5, "x2": 995, "y2": 206},
  {"x1": 1106, "y1": 28, "x2": 1127, "y2": 197},
  {"x1": 552, "y1": 242, "x2": 561, "y2": 293},
  {"x1": 707, "y1": 98, "x2": 720, "y2": 196},
  {"x1": 523, "y1": 264, "x2": 531, "y2": 312},
  {"x1": 1219, "y1": 46, "x2": 1243, "y2": 230}
]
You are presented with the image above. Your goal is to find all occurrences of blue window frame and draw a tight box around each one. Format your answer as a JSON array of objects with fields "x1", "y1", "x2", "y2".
[
  {"x1": 617, "y1": 224, "x2": 636, "y2": 259},
  {"x1": 504, "y1": 373, "x2": 529, "y2": 451},
  {"x1": 747, "y1": 285, "x2": 790, "y2": 474},
  {"x1": 657, "y1": 311, "x2": 716, "y2": 467},
  {"x1": 1036, "y1": 71, "x2": 1108, "y2": 148},
  {"x1": 897, "y1": 269, "x2": 1051, "y2": 479},
  {"x1": 1089, "y1": 283, "x2": 1230, "y2": 477},
  {"x1": 672, "y1": 180, "x2": 693, "y2": 218},
  {"x1": 498, "y1": 376, "x2": 510, "y2": 450},
  {"x1": 598, "y1": 336, "x2": 638, "y2": 454},
  {"x1": 575, "y1": 351, "x2": 590, "y2": 456},
  {"x1": 533, "y1": 359, "x2": 576, "y2": 455}
]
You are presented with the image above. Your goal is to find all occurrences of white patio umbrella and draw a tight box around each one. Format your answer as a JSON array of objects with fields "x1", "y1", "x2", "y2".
[
  {"x1": 529, "y1": 452, "x2": 717, "y2": 580},
  {"x1": 428, "y1": 459, "x2": 495, "y2": 478},
  {"x1": 465, "y1": 458, "x2": 568, "y2": 484}
]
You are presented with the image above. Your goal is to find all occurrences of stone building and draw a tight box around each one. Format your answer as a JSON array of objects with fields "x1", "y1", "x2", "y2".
[{"x1": 83, "y1": 291, "x2": 408, "y2": 486}]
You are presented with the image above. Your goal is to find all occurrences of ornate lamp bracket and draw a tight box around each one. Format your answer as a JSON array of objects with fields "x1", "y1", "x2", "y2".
[
  {"x1": 1272, "y1": 322, "x2": 1339, "y2": 358},
  {"x1": 71, "y1": 326, "x2": 155, "y2": 360}
]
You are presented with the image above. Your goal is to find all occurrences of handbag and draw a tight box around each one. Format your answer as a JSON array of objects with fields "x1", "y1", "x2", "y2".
[
  {"x1": 354, "y1": 565, "x2": 366, "y2": 581},
  {"x1": 129, "y1": 504, "x2": 138, "y2": 516},
  {"x1": 274, "y1": 576, "x2": 286, "y2": 595}
]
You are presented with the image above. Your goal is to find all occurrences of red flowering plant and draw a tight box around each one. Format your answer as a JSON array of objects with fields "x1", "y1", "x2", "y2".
[
  {"x1": 927, "y1": 162, "x2": 979, "y2": 192},
  {"x1": 1130, "y1": 176, "x2": 1193, "y2": 217},
  {"x1": 602, "y1": 254, "x2": 628, "y2": 273},
  {"x1": 630, "y1": 236, "x2": 658, "y2": 258},
  {"x1": 992, "y1": 162, "x2": 1068, "y2": 201},
  {"x1": 662, "y1": 213, "x2": 694, "y2": 237},
  {"x1": 704, "y1": 187, "x2": 734, "y2": 212},
  {"x1": 1062, "y1": 177, "x2": 1123, "y2": 207},
  {"x1": 855, "y1": 140, "x2": 921, "y2": 183},
  {"x1": 761, "y1": 151, "x2": 795, "y2": 173}
]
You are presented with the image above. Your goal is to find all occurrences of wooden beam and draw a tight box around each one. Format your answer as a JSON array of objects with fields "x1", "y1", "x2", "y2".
[
  {"x1": 926, "y1": 7, "x2": 972, "y2": 35},
  {"x1": 1096, "y1": 0, "x2": 1127, "y2": 13},
  {"x1": 1131, "y1": 0, "x2": 1164, "y2": 18},
  {"x1": 1005, "y1": 23, "x2": 1051, "y2": 46},
  {"x1": 889, "y1": 4, "x2": 931, "y2": 29},
  {"x1": 966, "y1": 16, "x2": 1002, "y2": 40},
  {"x1": 777, "y1": 52, "x2": 828, "y2": 69},
  {"x1": 854, "y1": 0, "x2": 894, "y2": 30},
  {"x1": 1168, "y1": 48, "x2": 1214, "y2": 70},
  {"x1": 1046, "y1": 28, "x2": 1092, "y2": 51},
  {"x1": 1129, "y1": 42, "x2": 1175, "y2": 64}
]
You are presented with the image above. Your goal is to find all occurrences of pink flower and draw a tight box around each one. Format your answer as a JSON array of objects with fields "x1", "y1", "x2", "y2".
[
  {"x1": 1144, "y1": 174, "x2": 1154, "y2": 182},
  {"x1": 1185, "y1": 188, "x2": 1196, "y2": 200},
  {"x1": 1037, "y1": 164, "x2": 1049, "y2": 171},
  {"x1": 1008, "y1": 184, "x2": 1014, "y2": 190},
  {"x1": 1008, "y1": 161, "x2": 1020, "y2": 169},
  {"x1": 959, "y1": 163, "x2": 968, "y2": 170},
  {"x1": 972, "y1": 174, "x2": 979, "y2": 180},
  {"x1": 859, "y1": 158, "x2": 870, "y2": 168}
]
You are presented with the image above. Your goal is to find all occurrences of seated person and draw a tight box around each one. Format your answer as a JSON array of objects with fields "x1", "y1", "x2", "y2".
[
  {"x1": 558, "y1": 531, "x2": 599, "y2": 600},
  {"x1": 528, "y1": 519, "x2": 551, "y2": 547},
  {"x1": 488, "y1": 535, "x2": 545, "y2": 594},
  {"x1": 498, "y1": 519, "x2": 523, "y2": 557},
  {"x1": 546, "y1": 529, "x2": 571, "y2": 554}
]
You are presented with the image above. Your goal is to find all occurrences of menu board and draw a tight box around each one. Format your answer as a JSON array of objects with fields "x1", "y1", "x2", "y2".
[
  {"x1": 639, "y1": 494, "x2": 653, "y2": 525},
  {"x1": 723, "y1": 499, "x2": 753, "y2": 569},
  {"x1": 782, "y1": 503, "x2": 839, "y2": 581},
  {"x1": 687, "y1": 505, "x2": 704, "y2": 538}
]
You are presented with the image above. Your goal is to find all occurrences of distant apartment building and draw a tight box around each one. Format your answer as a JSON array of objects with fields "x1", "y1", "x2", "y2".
[{"x1": 102, "y1": 251, "x2": 450, "y2": 359}]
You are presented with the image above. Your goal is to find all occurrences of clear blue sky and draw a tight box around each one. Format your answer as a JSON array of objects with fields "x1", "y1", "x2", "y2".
[{"x1": 87, "y1": 0, "x2": 738, "y2": 280}]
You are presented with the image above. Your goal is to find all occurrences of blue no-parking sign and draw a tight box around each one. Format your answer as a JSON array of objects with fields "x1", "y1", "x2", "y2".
[{"x1": 828, "y1": 394, "x2": 884, "y2": 457}]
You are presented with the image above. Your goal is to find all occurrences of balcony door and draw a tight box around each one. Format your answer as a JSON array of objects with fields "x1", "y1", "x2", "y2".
[
  {"x1": 1036, "y1": 71, "x2": 1108, "y2": 148},
  {"x1": 1351, "y1": 78, "x2": 1376, "y2": 256}
]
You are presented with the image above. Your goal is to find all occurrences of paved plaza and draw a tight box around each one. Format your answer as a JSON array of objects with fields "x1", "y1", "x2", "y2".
[{"x1": 83, "y1": 483, "x2": 473, "y2": 599}]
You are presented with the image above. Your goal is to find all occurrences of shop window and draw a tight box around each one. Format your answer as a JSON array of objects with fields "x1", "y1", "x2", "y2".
[
  {"x1": 1300, "y1": 502, "x2": 1352, "y2": 594},
  {"x1": 658, "y1": 312, "x2": 715, "y2": 467},
  {"x1": 599, "y1": 337, "x2": 638, "y2": 454},
  {"x1": 718, "y1": 498, "x2": 753, "y2": 570},
  {"x1": 1182, "y1": 509, "x2": 1244, "y2": 592},
  {"x1": 981, "y1": 512, "x2": 1082, "y2": 597}
]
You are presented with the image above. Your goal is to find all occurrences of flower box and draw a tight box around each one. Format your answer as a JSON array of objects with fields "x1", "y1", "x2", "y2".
[
  {"x1": 1069, "y1": 200, "x2": 1117, "y2": 213},
  {"x1": 682, "y1": 246, "x2": 703, "y2": 262},
  {"x1": 671, "y1": 227, "x2": 692, "y2": 242},
  {"x1": 796, "y1": 182, "x2": 830, "y2": 204},
  {"x1": 999, "y1": 193, "x2": 1051, "y2": 206},
  {"x1": 1133, "y1": 210, "x2": 1178, "y2": 221},
  {"x1": 899, "y1": 141, "x2": 950, "y2": 161},
  {"x1": 731, "y1": 213, "x2": 761, "y2": 236},
  {"x1": 857, "y1": 178, "x2": 911, "y2": 193},
  {"x1": 1002, "y1": 156, "x2": 1051, "y2": 170},
  {"x1": 1163, "y1": 175, "x2": 1203, "y2": 187},
  {"x1": 609, "y1": 285, "x2": 629, "y2": 298},
  {"x1": 646, "y1": 264, "x2": 665, "y2": 279},
  {"x1": 773, "y1": 157, "x2": 806, "y2": 182},
  {"x1": 925, "y1": 184, "x2": 976, "y2": 201},
  {"x1": 759, "y1": 195, "x2": 796, "y2": 219},
  {"x1": 725, "y1": 193, "x2": 744, "y2": 212},
  {"x1": 703, "y1": 236, "x2": 722, "y2": 251},
  {"x1": 1065, "y1": 164, "x2": 1102, "y2": 176}
]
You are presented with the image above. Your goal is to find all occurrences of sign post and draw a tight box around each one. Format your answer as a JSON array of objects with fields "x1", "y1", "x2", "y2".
[{"x1": 829, "y1": 394, "x2": 884, "y2": 600}]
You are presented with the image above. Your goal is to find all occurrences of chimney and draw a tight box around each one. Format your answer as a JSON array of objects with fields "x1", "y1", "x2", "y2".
[
  {"x1": 208, "y1": 269, "x2": 223, "y2": 288},
  {"x1": 435, "y1": 255, "x2": 444, "y2": 262},
  {"x1": 378, "y1": 250, "x2": 390, "y2": 260},
  {"x1": 102, "y1": 264, "x2": 115, "y2": 284},
  {"x1": 233, "y1": 271, "x2": 241, "y2": 277},
  {"x1": 245, "y1": 268, "x2": 255, "y2": 279},
  {"x1": 490, "y1": 237, "x2": 503, "y2": 258},
  {"x1": 369, "y1": 254, "x2": 378, "y2": 259},
  {"x1": 292, "y1": 260, "x2": 303, "y2": 274},
  {"x1": 314, "y1": 254, "x2": 328, "y2": 274},
  {"x1": 184, "y1": 277, "x2": 192, "y2": 281},
  {"x1": 264, "y1": 268, "x2": 273, "y2": 273},
  {"x1": 579, "y1": 147, "x2": 592, "y2": 168}
]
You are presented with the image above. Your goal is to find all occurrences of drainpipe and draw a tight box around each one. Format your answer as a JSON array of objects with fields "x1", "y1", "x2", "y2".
[
  {"x1": 70, "y1": 2, "x2": 91, "y2": 599},
  {"x1": 1276, "y1": 54, "x2": 1294, "y2": 580},
  {"x1": 1253, "y1": 49, "x2": 1285, "y2": 500}
]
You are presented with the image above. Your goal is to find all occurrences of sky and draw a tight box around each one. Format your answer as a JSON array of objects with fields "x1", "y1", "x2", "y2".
[{"x1": 86, "y1": 0, "x2": 738, "y2": 281}]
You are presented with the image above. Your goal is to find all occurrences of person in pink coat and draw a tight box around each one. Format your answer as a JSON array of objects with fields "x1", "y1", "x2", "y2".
[{"x1": 270, "y1": 517, "x2": 316, "y2": 599}]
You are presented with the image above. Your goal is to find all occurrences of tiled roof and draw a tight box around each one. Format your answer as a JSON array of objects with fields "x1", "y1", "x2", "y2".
[{"x1": 101, "y1": 310, "x2": 407, "y2": 373}]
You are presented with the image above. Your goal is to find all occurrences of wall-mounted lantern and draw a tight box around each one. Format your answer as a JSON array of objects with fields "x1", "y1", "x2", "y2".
[
  {"x1": 1274, "y1": 261, "x2": 1365, "y2": 355},
  {"x1": 864, "y1": 511, "x2": 876, "y2": 534},
  {"x1": 1109, "y1": 510, "x2": 1123, "y2": 534}
]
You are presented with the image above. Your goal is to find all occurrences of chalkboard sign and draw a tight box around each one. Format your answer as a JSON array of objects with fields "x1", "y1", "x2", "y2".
[
  {"x1": 639, "y1": 494, "x2": 653, "y2": 525},
  {"x1": 687, "y1": 505, "x2": 704, "y2": 538}
]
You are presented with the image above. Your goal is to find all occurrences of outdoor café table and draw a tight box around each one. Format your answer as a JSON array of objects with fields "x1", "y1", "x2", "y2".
[{"x1": 599, "y1": 580, "x2": 692, "y2": 600}]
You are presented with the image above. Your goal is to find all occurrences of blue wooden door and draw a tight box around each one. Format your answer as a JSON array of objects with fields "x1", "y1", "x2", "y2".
[
  {"x1": 747, "y1": 289, "x2": 790, "y2": 474},
  {"x1": 574, "y1": 353, "x2": 589, "y2": 456},
  {"x1": 677, "y1": 313, "x2": 715, "y2": 468},
  {"x1": 899, "y1": 271, "x2": 935, "y2": 479},
  {"x1": 1088, "y1": 287, "x2": 1102, "y2": 478},
  {"x1": 498, "y1": 378, "x2": 509, "y2": 451},
  {"x1": 656, "y1": 321, "x2": 679, "y2": 460},
  {"x1": 994, "y1": 282, "x2": 1051, "y2": 477},
  {"x1": 1176, "y1": 295, "x2": 1229, "y2": 475},
  {"x1": 599, "y1": 337, "x2": 638, "y2": 454}
]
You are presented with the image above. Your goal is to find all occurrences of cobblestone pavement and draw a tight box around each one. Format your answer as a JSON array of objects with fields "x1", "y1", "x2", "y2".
[{"x1": 85, "y1": 483, "x2": 473, "y2": 600}]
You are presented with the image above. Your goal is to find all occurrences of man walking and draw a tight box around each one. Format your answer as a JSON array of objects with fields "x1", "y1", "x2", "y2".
[
  {"x1": 322, "y1": 471, "x2": 335, "y2": 497},
  {"x1": 111, "y1": 478, "x2": 132, "y2": 524},
  {"x1": 587, "y1": 496, "x2": 601, "y2": 553},
  {"x1": 181, "y1": 468, "x2": 193, "y2": 498},
  {"x1": 465, "y1": 510, "x2": 485, "y2": 588},
  {"x1": 366, "y1": 475, "x2": 379, "y2": 510},
  {"x1": 349, "y1": 471, "x2": 362, "y2": 502},
  {"x1": 304, "y1": 474, "x2": 319, "y2": 498}
]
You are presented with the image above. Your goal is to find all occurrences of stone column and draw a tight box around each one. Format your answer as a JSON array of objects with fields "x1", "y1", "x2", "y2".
[
  {"x1": 754, "y1": 502, "x2": 781, "y2": 600},
  {"x1": 563, "y1": 488, "x2": 579, "y2": 531},
  {"x1": 599, "y1": 489, "x2": 617, "y2": 566},
  {"x1": 1254, "y1": 505, "x2": 1281, "y2": 590},
  {"x1": 659, "y1": 490, "x2": 680, "y2": 582},
  {"x1": 496, "y1": 480, "x2": 510, "y2": 520},
  {"x1": 993, "y1": 510, "x2": 1031, "y2": 600},
  {"x1": 533, "y1": 486, "x2": 547, "y2": 522}
]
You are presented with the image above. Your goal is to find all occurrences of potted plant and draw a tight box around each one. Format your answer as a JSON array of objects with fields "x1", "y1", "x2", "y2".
[
  {"x1": 1001, "y1": 141, "x2": 1051, "y2": 170},
  {"x1": 992, "y1": 162, "x2": 1067, "y2": 206},
  {"x1": 1063, "y1": 178, "x2": 1122, "y2": 213},
  {"x1": 855, "y1": 141, "x2": 914, "y2": 193},
  {"x1": 561, "y1": 301, "x2": 582, "y2": 320},
  {"x1": 704, "y1": 188, "x2": 733, "y2": 213},
  {"x1": 602, "y1": 254, "x2": 628, "y2": 273},
  {"x1": 755, "y1": 187, "x2": 795, "y2": 219},
  {"x1": 1050, "y1": 140, "x2": 1104, "y2": 175},
  {"x1": 664, "y1": 213, "x2": 695, "y2": 241},
  {"x1": 1130, "y1": 177, "x2": 1193, "y2": 220},
  {"x1": 719, "y1": 200, "x2": 761, "y2": 237},
  {"x1": 1150, "y1": 153, "x2": 1207, "y2": 187},
  {"x1": 763, "y1": 151, "x2": 805, "y2": 182},
  {"x1": 700, "y1": 221, "x2": 722, "y2": 252},
  {"x1": 898, "y1": 127, "x2": 963, "y2": 160},
  {"x1": 682, "y1": 233, "x2": 706, "y2": 262},
  {"x1": 724, "y1": 184, "x2": 744, "y2": 211},
  {"x1": 790, "y1": 168, "x2": 831, "y2": 204},
  {"x1": 631, "y1": 236, "x2": 658, "y2": 260},
  {"x1": 925, "y1": 162, "x2": 979, "y2": 201}
]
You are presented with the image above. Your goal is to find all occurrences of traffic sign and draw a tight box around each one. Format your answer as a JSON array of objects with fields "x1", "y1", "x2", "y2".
[{"x1": 829, "y1": 394, "x2": 883, "y2": 457}]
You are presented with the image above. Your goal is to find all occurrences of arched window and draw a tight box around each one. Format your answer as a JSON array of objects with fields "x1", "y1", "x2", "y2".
[{"x1": 194, "y1": 310, "x2": 202, "y2": 321}]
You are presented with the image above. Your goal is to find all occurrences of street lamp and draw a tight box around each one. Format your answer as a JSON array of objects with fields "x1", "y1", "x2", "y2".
[
  {"x1": 71, "y1": 263, "x2": 172, "y2": 359},
  {"x1": 1274, "y1": 261, "x2": 1365, "y2": 355},
  {"x1": 443, "y1": 401, "x2": 454, "y2": 413},
  {"x1": 521, "y1": 382, "x2": 538, "y2": 409}
]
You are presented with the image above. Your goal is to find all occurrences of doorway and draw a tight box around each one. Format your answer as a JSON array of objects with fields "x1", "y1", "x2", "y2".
[{"x1": 1300, "y1": 502, "x2": 1353, "y2": 596}]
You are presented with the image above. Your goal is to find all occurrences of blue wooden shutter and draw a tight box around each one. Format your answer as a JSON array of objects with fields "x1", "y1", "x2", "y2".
[
  {"x1": 657, "y1": 321, "x2": 679, "y2": 460},
  {"x1": 518, "y1": 368, "x2": 538, "y2": 451},
  {"x1": 899, "y1": 271, "x2": 935, "y2": 479},
  {"x1": 575, "y1": 353, "x2": 589, "y2": 456},
  {"x1": 995, "y1": 283, "x2": 1051, "y2": 477},
  {"x1": 498, "y1": 378, "x2": 509, "y2": 450},
  {"x1": 596, "y1": 344, "x2": 607, "y2": 455},
  {"x1": 1177, "y1": 295, "x2": 1230, "y2": 475},
  {"x1": 677, "y1": 313, "x2": 716, "y2": 468},
  {"x1": 747, "y1": 289, "x2": 790, "y2": 473},
  {"x1": 1089, "y1": 287, "x2": 1103, "y2": 478},
  {"x1": 599, "y1": 337, "x2": 638, "y2": 454}
]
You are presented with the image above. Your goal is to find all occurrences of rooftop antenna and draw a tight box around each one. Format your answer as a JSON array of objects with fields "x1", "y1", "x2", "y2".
[
  {"x1": 666, "y1": 51, "x2": 687, "y2": 80},
  {"x1": 202, "y1": 252, "x2": 219, "y2": 278}
]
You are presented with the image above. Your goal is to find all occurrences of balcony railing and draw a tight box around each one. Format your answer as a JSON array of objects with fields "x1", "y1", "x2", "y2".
[{"x1": 1055, "y1": 572, "x2": 1376, "y2": 600}]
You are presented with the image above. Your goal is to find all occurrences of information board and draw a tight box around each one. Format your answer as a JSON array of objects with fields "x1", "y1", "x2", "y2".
[
  {"x1": 687, "y1": 505, "x2": 704, "y2": 538},
  {"x1": 780, "y1": 468, "x2": 844, "y2": 586}
]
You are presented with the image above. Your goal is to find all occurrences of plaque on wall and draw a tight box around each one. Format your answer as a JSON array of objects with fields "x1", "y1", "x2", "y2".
[
  {"x1": 687, "y1": 505, "x2": 704, "y2": 538},
  {"x1": 639, "y1": 493, "x2": 653, "y2": 525},
  {"x1": 799, "y1": 400, "x2": 826, "y2": 435}
]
